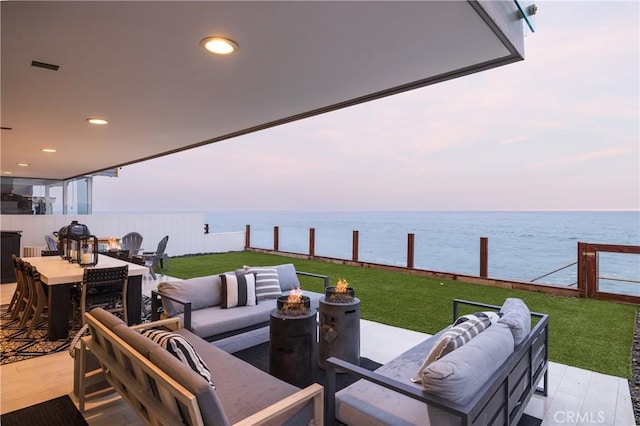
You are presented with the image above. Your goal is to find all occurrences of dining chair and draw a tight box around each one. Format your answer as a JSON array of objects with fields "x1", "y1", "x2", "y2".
[
  {"x1": 142, "y1": 235, "x2": 169, "y2": 280},
  {"x1": 18, "y1": 261, "x2": 37, "y2": 327},
  {"x1": 24, "y1": 264, "x2": 48, "y2": 337},
  {"x1": 8, "y1": 255, "x2": 27, "y2": 317},
  {"x1": 72, "y1": 266, "x2": 129, "y2": 327},
  {"x1": 11, "y1": 258, "x2": 32, "y2": 323},
  {"x1": 121, "y1": 232, "x2": 143, "y2": 257}
]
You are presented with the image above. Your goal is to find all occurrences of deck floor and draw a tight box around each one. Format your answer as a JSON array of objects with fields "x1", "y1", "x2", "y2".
[{"x1": 0, "y1": 277, "x2": 635, "y2": 426}]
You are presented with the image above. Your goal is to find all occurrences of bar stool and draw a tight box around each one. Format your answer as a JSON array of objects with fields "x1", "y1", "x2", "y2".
[
  {"x1": 8, "y1": 255, "x2": 26, "y2": 317},
  {"x1": 24, "y1": 264, "x2": 48, "y2": 337}
]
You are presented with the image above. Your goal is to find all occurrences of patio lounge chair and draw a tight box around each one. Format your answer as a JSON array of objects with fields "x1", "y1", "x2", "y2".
[
  {"x1": 121, "y1": 232, "x2": 143, "y2": 257},
  {"x1": 142, "y1": 235, "x2": 169, "y2": 280}
]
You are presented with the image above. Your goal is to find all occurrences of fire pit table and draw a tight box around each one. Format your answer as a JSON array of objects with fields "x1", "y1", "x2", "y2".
[
  {"x1": 269, "y1": 292, "x2": 318, "y2": 388},
  {"x1": 318, "y1": 284, "x2": 360, "y2": 371}
]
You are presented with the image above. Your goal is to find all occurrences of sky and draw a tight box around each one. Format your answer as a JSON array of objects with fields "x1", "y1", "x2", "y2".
[{"x1": 93, "y1": 1, "x2": 640, "y2": 213}]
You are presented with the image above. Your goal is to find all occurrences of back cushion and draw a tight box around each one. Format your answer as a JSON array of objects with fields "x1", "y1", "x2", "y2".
[
  {"x1": 413, "y1": 316, "x2": 491, "y2": 383},
  {"x1": 422, "y1": 323, "x2": 514, "y2": 424},
  {"x1": 498, "y1": 298, "x2": 531, "y2": 346},
  {"x1": 276, "y1": 264, "x2": 300, "y2": 291},
  {"x1": 148, "y1": 347, "x2": 230, "y2": 426},
  {"x1": 157, "y1": 276, "x2": 222, "y2": 316}
]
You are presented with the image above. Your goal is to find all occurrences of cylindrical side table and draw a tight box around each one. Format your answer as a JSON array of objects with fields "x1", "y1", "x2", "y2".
[
  {"x1": 318, "y1": 297, "x2": 360, "y2": 371},
  {"x1": 269, "y1": 309, "x2": 317, "y2": 388}
]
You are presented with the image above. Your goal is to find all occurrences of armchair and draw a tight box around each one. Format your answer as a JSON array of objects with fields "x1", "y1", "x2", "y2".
[{"x1": 142, "y1": 235, "x2": 169, "y2": 280}]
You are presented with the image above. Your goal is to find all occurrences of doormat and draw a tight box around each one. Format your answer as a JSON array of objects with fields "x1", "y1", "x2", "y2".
[
  {"x1": 232, "y1": 341, "x2": 382, "y2": 392},
  {"x1": 1, "y1": 395, "x2": 88, "y2": 426},
  {"x1": 1, "y1": 296, "x2": 152, "y2": 365}
]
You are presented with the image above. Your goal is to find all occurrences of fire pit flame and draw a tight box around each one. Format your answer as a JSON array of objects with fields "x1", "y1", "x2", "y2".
[
  {"x1": 277, "y1": 288, "x2": 311, "y2": 316},
  {"x1": 326, "y1": 278, "x2": 355, "y2": 303},
  {"x1": 335, "y1": 278, "x2": 349, "y2": 293}
]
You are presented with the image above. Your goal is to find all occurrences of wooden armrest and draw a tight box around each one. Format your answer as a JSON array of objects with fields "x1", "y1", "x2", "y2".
[
  {"x1": 296, "y1": 271, "x2": 330, "y2": 288},
  {"x1": 234, "y1": 383, "x2": 324, "y2": 426},
  {"x1": 131, "y1": 317, "x2": 182, "y2": 331}
]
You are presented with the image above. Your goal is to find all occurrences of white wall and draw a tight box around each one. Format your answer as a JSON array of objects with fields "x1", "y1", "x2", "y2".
[{"x1": 0, "y1": 214, "x2": 244, "y2": 257}]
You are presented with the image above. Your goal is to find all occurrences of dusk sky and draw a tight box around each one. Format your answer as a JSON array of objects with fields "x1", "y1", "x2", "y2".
[{"x1": 93, "y1": 1, "x2": 640, "y2": 213}]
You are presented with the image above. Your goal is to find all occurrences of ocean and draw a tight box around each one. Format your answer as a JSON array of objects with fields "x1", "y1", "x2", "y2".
[{"x1": 205, "y1": 211, "x2": 640, "y2": 295}]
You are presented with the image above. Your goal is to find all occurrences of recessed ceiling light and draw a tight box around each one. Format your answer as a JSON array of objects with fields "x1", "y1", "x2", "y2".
[
  {"x1": 3, "y1": 171, "x2": 13, "y2": 175},
  {"x1": 42, "y1": 148, "x2": 57, "y2": 153},
  {"x1": 86, "y1": 118, "x2": 108, "y2": 125},
  {"x1": 200, "y1": 37, "x2": 238, "y2": 55},
  {"x1": 18, "y1": 163, "x2": 30, "y2": 167}
]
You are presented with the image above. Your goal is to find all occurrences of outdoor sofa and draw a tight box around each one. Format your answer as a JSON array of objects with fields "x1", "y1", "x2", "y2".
[
  {"x1": 150, "y1": 263, "x2": 329, "y2": 341},
  {"x1": 81, "y1": 307, "x2": 324, "y2": 425},
  {"x1": 325, "y1": 298, "x2": 549, "y2": 426}
]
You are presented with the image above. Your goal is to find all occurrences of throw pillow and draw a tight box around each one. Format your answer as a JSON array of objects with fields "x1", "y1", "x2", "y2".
[
  {"x1": 413, "y1": 316, "x2": 492, "y2": 383},
  {"x1": 220, "y1": 270, "x2": 257, "y2": 308},
  {"x1": 498, "y1": 298, "x2": 531, "y2": 346},
  {"x1": 454, "y1": 311, "x2": 502, "y2": 327},
  {"x1": 141, "y1": 328, "x2": 214, "y2": 388},
  {"x1": 244, "y1": 266, "x2": 282, "y2": 300}
]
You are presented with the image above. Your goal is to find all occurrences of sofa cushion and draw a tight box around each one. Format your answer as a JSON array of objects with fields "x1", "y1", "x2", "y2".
[
  {"x1": 148, "y1": 346, "x2": 230, "y2": 426},
  {"x1": 142, "y1": 328, "x2": 214, "y2": 388},
  {"x1": 112, "y1": 323, "x2": 160, "y2": 358},
  {"x1": 423, "y1": 323, "x2": 514, "y2": 424},
  {"x1": 89, "y1": 306, "x2": 127, "y2": 330},
  {"x1": 413, "y1": 316, "x2": 491, "y2": 383},
  {"x1": 244, "y1": 266, "x2": 282, "y2": 300},
  {"x1": 220, "y1": 270, "x2": 257, "y2": 308},
  {"x1": 158, "y1": 276, "x2": 222, "y2": 316},
  {"x1": 275, "y1": 264, "x2": 300, "y2": 291},
  {"x1": 498, "y1": 298, "x2": 531, "y2": 346},
  {"x1": 175, "y1": 328, "x2": 313, "y2": 426}
]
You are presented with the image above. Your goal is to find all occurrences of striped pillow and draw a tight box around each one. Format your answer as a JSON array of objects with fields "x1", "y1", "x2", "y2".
[
  {"x1": 413, "y1": 316, "x2": 491, "y2": 383},
  {"x1": 220, "y1": 270, "x2": 257, "y2": 308},
  {"x1": 454, "y1": 311, "x2": 502, "y2": 326},
  {"x1": 142, "y1": 329, "x2": 214, "y2": 388},
  {"x1": 245, "y1": 266, "x2": 282, "y2": 300}
]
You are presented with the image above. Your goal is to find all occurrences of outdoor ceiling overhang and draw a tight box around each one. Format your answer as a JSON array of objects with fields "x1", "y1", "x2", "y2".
[{"x1": 1, "y1": 1, "x2": 527, "y2": 180}]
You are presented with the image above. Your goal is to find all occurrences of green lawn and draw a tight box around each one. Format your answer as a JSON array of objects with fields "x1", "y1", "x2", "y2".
[{"x1": 167, "y1": 251, "x2": 638, "y2": 379}]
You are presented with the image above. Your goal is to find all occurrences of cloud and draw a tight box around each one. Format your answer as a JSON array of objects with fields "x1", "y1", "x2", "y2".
[{"x1": 525, "y1": 145, "x2": 638, "y2": 170}]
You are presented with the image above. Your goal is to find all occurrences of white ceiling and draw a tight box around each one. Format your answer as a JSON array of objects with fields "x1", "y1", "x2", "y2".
[{"x1": 1, "y1": 1, "x2": 524, "y2": 180}]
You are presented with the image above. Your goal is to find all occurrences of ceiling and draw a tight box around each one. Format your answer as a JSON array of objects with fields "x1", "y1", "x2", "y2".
[{"x1": 1, "y1": 1, "x2": 525, "y2": 180}]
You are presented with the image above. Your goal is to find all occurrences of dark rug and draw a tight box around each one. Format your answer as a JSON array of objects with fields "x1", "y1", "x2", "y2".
[
  {"x1": 232, "y1": 341, "x2": 382, "y2": 392},
  {"x1": 518, "y1": 413, "x2": 542, "y2": 426},
  {"x1": 1, "y1": 296, "x2": 152, "y2": 365},
  {"x1": 1, "y1": 395, "x2": 88, "y2": 426},
  {"x1": 233, "y1": 342, "x2": 542, "y2": 426}
]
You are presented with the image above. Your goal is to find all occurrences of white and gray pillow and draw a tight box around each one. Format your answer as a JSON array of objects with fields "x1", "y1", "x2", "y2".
[
  {"x1": 413, "y1": 315, "x2": 492, "y2": 383},
  {"x1": 142, "y1": 328, "x2": 214, "y2": 388},
  {"x1": 220, "y1": 270, "x2": 257, "y2": 308},
  {"x1": 244, "y1": 266, "x2": 282, "y2": 300}
]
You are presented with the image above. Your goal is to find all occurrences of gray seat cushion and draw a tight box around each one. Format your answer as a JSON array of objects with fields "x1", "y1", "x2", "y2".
[
  {"x1": 177, "y1": 290, "x2": 323, "y2": 340},
  {"x1": 175, "y1": 328, "x2": 313, "y2": 426}
]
